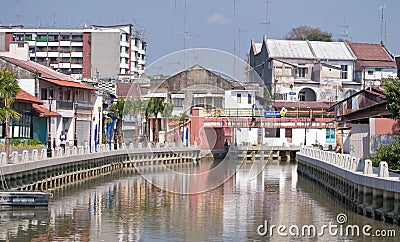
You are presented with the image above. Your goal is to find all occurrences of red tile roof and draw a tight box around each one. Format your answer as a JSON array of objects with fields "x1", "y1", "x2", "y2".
[
  {"x1": 116, "y1": 82, "x2": 147, "y2": 98},
  {"x1": 42, "y1": 78, "x2": 97, "y2": 90},
  {"x1": 32, "y1": 104, "x2": 60, "y2": 117},
  {"x1": 16, "y1": 89, "x2": 43, "y2": 104},
  {"x1": 0, "y1": 56, "x2": 97, "y2": 90},
  {"x1": 347, "y1": 42, "x2": 396, "y2": 68},
  {"x1": 0, "y1": 56, "x2": 74, "y2": 81}
]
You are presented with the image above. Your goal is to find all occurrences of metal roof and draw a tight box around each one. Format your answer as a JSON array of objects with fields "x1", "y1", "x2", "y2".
[
  {"x1": 266, "y1": 39, "x2": 315, "y2": 59},
  {"x1": 308, "y1": 41, "x2": 355, "y2": 60}
]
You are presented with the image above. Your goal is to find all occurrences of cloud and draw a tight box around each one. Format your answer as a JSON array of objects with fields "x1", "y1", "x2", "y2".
[{"x1": 206, "y1": 14, "x2": 231, "y2": 25}]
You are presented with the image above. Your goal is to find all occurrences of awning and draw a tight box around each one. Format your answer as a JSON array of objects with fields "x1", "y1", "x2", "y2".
[
  {"x1": 41, "y1": 77, "x2": 97, "y2": 90},
  {"x1": 32, "y1": 104, "x2": 60, "y2": 117},
  {"x1": 171, "y1": 93, "x2": 185, "y2": 99},
  {"x1": 143, "y1": 92, "x2": 167, "y2": 98}
]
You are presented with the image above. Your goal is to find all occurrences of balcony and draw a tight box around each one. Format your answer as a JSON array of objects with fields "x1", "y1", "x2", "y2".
[
  {"x1": 77, "y1": 101, "x2": 94, "y2": 110},
  {"x1": 56, "y1": 100, "x2": 73, "y2": 110}
]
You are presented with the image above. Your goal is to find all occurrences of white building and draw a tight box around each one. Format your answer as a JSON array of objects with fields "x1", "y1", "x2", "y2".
[
  {"x1": 249, "y1": 37, "x2": 360, "y2": 102},
  {"x1": 346, "y1": 42, "x2": 397, "y2": 89}
]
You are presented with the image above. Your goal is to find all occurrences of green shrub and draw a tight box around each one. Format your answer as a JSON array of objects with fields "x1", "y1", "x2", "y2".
[{"x1": 370, "y1": 136, "x2": 400, "y2": 170}]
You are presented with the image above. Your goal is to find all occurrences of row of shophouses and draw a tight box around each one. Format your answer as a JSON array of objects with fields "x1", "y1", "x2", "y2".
[{"x1": 0, "y1": 54, "x2": 103, "y2": 149}]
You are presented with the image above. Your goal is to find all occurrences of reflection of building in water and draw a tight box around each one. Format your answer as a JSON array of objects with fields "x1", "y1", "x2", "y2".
[{"x1": 0, "y1": 209, "x2": 50, "y2": 241}]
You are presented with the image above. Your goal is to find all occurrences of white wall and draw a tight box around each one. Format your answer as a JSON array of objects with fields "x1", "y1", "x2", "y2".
[
  {"x1": 225, "y1": 90, "x2": 256, "y2": 109},
  {"x1": 235, "y1": 128, "x2": 258, "y2": 145},
  {"x1": 18, "y1": 79, "x2": 36, "y2": 96}
]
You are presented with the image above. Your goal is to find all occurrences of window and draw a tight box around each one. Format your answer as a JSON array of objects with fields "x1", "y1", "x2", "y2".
[
  {"x1": 297, "y1": 67, "x2": 308, "y2": 78},
  {"x1": 214, "y1": 97, "x2": 223, "y2": 108},
  {"x1": 248, "y1": 94, "x2": 252, "y2": 104},
  {"x1": 341, "y1": 65, "x2": 348, "y2": 79},
  {"x1": 375, "y1": 68, "x2": 382, "y2": 71},
  {"x1": 285, "y1": 128, "x2": 292, "y2": 138},
  {"x1": 326, "y1": 128, "x2": 336, "y2": 143},
  {"x1": 367, "y1": 70, "x2": 374, "y2": 75},
  {"x1": 265, "y1": 128, "x2": 280, "y2": 138},
  {"x1": 41, "y1": 88, "x2": 48, "y2": 100},
  {"x1": 299, "y1": 92, "x2": 305, "y2": 101},
  {"x1": 173, "y1": 98, "x2": 183, "y2": 107},
  {"x1": 237, "y1": 93, "x2": 241, "y2": 104}
]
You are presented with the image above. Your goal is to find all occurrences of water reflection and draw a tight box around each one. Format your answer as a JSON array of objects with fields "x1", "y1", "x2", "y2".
[{"x1": 0, "y1": 160, "x2": 398, "y2": 241}]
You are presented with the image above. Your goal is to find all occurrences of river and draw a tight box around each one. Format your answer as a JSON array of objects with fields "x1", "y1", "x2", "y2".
[{"x1": 0, "y1": 159, "x2": 398, "y2": 241}]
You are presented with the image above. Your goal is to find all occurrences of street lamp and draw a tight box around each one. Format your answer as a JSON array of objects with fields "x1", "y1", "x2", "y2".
[
  {"x1": 47, "y1": 96, "x2": 53, "y2": 157},
  {"x1": 74, "y1": 101, "x2": 78, "y2": 147},
  {"x1": 98, "y1": 106, "x2": 101, "y2": 146}
]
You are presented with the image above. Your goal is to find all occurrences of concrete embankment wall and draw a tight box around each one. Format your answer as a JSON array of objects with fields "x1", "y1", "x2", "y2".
[
  {"x1": 0, "y1": 143, "x2": 200, "y2": 191},
  {"x1": 297, "y1": 147, "x2": 400, "y2": 224}
]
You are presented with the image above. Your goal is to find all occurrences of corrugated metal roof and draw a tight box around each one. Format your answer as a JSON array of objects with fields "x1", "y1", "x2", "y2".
[
  {"x1": 267, "y1": 39, "x2": 315, "y2": 59},
  {"x1": 309, "y1": 41, "x2": 355, "y2": 60}
]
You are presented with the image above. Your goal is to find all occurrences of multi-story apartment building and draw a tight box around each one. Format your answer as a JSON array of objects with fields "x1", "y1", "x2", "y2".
[{"x1": 0, "y1": 24, "x2": 147, "y2": 81}]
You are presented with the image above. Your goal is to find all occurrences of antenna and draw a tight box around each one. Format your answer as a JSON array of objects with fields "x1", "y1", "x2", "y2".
[
  {"x1": 339, "y1": 11, "x2": 349, "y2": 40},
  {"x1": 174, "y1": 0, "x2": 177, "y2": 49},
  {"x1": 233, "y1": 0, "x2": 236, "y2": 80},
  {"x1": 259, "y1": 0, "x2": 270, "y2": 36},
  {"x1": 384, "y1": 21, "x2": 388, "y2": 43},
  {"x1": 379, "y1": 4, "x2": 385, "y2": 42},
  {"x1": 237, "y1": 29, "x2": 247, "y2": 58}
]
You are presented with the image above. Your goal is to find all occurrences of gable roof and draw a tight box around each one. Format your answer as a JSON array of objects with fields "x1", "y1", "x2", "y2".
[
  {"x1": 308, "y1": 41, "x2": 355, "y2": 60},
  {"x1": 16, "y1": 88, "x2": 43, "y2": 104},
  {"x1": 32, "y1": 103, "x2": 61, "y2": 117},
  {"x1": 346, "y1": 42, "x2": 396, "y2": 68},
  {"x1": 41, "y1": 77, "x2": 97, "y2": 90},
  {"x1": 116, "y1": 82, "x2": 144, "y2": 98},
  {"x1": 0, "y1": 56, "x2": 97, "y2": 90},
  {"x1": 267, "y1": 39, "x2": 315, "y2": 59},
  {"x1": 252, "y1": 38, "x2": 356, "y2": 61}
]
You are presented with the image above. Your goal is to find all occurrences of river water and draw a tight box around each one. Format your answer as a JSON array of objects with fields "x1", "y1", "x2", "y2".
[{"x1": 0, "y1": 159, "x2": 398, "y2": 241}]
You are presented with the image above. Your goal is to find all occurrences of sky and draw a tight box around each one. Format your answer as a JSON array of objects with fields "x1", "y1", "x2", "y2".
[{"x1": 1, "y1": 0, "x2": 399, "y2": 64}]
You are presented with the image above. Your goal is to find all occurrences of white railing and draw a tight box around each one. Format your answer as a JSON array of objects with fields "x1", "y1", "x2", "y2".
[
  {"x1": 0, "y1": 142, "x2": 198, "y2": 166},
  {"x1": 298, "y1": 147, "x2": 400, "y2": 184}
]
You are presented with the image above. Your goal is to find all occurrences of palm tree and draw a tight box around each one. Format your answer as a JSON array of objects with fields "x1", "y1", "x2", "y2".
[
  {"x1": 0, "y1": 68, "x2": 20, "y2": 158},
  {"x1": 162, "y1": 102, "x2": 174, "y2": 136},
  {"x1": 145, "y1": 97, "x2": 165, "y2": 143},
  {"x1": 108, "y1": 98, "x2": 125, "y2": 147}
]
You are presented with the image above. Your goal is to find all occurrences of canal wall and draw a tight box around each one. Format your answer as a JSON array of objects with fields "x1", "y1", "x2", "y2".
[
  {"x1": 0, "y1": 143, "x2": 200, "y2": 191},
  {"x1": 297, "y1": 147, "x2": 400, "y2": 224}
]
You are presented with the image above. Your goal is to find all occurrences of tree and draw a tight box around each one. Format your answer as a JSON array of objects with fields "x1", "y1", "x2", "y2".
[
  {"x1": 108, "y1": 98, "x2": 125, "y2": 146},
  {"x1": 285, "y1": 25, "x2": 332, "y2": 41},
  {"x1": 0, "y1": 68, "x2": 20, "y2": 158},
  {"x1": 145, "y1": 97, "x2": 165, "y2": 143},
  {"x1": 383, "y1": 77, "x2": 400, "y2": 119},
  {"x1": 369, "y1": 77, "x2": 400, "y2": 169},
  {"x1": 371, "y1": 136, "x2": 400, "y2": 170},
  {"x1": 305, "y1": 32, "x2": 332, "y2": 42}
]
